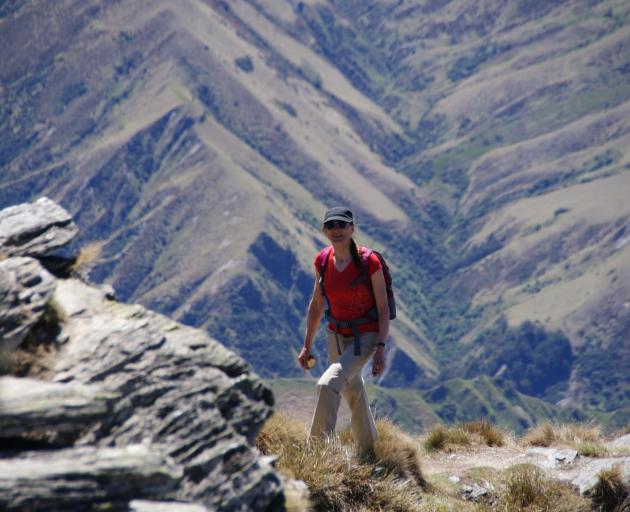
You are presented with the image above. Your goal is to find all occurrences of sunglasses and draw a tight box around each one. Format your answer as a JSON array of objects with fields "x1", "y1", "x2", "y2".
[{"x1": 324, "y1": 220, "x2": 350, "y2": 230}]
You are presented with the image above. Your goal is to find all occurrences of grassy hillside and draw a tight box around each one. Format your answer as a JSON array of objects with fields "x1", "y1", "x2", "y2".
[{"x1": 1, "y1": 0, "x2": 629, "y2": 428}]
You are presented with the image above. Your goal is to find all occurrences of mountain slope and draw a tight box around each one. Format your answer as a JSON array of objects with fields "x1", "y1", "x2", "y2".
[{"x1": 1, "y1": 0, "x2": 629, "y2": 425}]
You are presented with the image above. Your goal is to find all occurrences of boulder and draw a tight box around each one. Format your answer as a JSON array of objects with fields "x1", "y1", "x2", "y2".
[
  {"x1": 0, "y1": 257, "x2": 56, "y2": 351},
  {"x1": 0, "y1": 197, "x2": 77, "y2": 259},
  {"x1": 0, "y1": 444, "x2": 182, "y2": 511}
]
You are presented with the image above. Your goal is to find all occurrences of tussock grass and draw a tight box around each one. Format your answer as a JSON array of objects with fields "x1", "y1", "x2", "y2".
[
  {"x1": 370, "y1": 418, "x2": 425, "y2": 486},
  {"x1": 591, "y1": 464, "x2": 629, "y2": 512},
  {"x1": 256, "y1": 411, "x2": 425, "y2": 511},
  {"x1": 461, "y1": 420, "x2": 506, "y2": 447},
  {"x1": 423, "y1": 421, "x2": 505, "y2": 452},
  {"x1": 575, "y1": 440, "x2": 608, "y2": 458},
  {"x1": 71, "y1": 241, "x2": 104, "y2": 273},
  {"x1": 424, "y1": 424, "x2": 470, "y2": 452},
  {"x1": 522, "y1": 421, "x2": 604, "y2": 453},
  {"x1": 494, "y1": 464, "x2": 590, "y2": 512}
]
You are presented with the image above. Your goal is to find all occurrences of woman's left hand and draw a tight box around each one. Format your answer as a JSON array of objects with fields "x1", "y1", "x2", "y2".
[{"x1": 372, "y1": 346, "x2": 386, "y2": 377}]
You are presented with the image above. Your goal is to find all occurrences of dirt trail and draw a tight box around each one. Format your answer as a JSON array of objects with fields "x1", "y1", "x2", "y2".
[{"x1": 422, "y1": 444, "x2": 630, "y2": 489}]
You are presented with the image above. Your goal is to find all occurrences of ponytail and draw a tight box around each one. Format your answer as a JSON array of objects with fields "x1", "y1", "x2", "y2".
[{"x1": 350, "y1": 238, "x2": 361, "y2": 269}]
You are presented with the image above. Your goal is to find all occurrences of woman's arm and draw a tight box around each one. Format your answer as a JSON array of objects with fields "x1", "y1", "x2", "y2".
[
  {"x1": 298, "y1": 272, "x2": 325, "y2": 369},
  {"x1": 370, "y1": 268, "x2": 389, "y2": 377}
]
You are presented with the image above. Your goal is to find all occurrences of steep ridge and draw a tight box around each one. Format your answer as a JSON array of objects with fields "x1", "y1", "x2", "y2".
[
  {"x1": 0, "y1": 0, "x2": 437, "y2": 381},
  {"x1": 1, "y1": 0, "x2": 629, "y2": 427},
  {"x1": 281, "y1": 0, "x2": 630, "y2": 420}
]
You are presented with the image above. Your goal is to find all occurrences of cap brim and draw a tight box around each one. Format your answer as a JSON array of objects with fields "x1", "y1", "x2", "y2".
[{"x1": 322, "y1": 215, "x2": 353, "y2": 224}]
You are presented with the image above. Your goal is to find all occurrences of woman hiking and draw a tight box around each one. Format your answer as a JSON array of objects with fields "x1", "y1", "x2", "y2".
[{"x1": 298, "y1": 206, "x2": 390, "y2": 451}]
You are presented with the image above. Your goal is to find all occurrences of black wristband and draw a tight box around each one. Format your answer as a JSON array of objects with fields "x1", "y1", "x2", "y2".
[{"x1": 377, "y1": 342, "x2": 386, "y2": 347}]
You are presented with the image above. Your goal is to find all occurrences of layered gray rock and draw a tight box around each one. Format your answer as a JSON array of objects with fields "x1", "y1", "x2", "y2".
[
  {"x1": 0, "y1": 376, "x2": 118, "y2": 440},
  {"x1": 0, "y1": 197, "x2": 77, "y2": 258},
  {"x1": 0, "y1": 445, "x2": 182, "y2": 511},
  {"x1": 50, "y1": 277, "x2": 281, "y2": 510},
  {"x1": 0, "y1": 198, "x2": 285, "y2": 511},
  {"x1": 0, "y1": 256, "x2": 56, "y2": 351},
  {"x1": 130, "y1": 501, "x2": 210, "y2": 512}
]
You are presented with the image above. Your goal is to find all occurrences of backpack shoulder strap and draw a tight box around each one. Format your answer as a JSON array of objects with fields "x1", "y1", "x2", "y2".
[
  {"x1": 318, "y1": 246, "x2": 333, "y2": 276},
  {"x1": 318, "y1": 246, "x2": 333, "y2": 297},
  {"x1": 349, "y1": 246, "x2": 373, "y2": 288},
  {"x1": 359, "y1": 246, "x2": 373, "y2": 267}
]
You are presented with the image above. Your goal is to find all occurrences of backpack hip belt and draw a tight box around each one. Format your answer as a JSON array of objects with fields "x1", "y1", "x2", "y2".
[{"x1": 326, "y1": 308, "x2": 378, "y2": 356}]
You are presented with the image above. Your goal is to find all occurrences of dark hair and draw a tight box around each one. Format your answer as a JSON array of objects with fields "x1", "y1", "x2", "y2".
[{"x1": 350, "y1": 238, "x2": 361, "y2": 268}]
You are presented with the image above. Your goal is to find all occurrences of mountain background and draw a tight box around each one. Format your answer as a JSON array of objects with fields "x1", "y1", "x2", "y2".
[{"x1": 2, "y1": 0, "x2": 629, "y2": 432}]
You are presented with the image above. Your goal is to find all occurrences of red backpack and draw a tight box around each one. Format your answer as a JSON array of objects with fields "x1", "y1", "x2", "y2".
[{"x1": 317, "y1": 246, "x2": 396, "y2": 355}]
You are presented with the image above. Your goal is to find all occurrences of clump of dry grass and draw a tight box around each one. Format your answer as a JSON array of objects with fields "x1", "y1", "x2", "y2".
[
  {"x1": 70, "y1": 241, "x2": 104, "y2": 273},
  {"x1": 494, "y1": 464, "x2": 590, "y2": 512},
  {"x1": 576, "y1": 440, "x2": 609, "y2": 458},
  {"x1": 256, "y1": 412, "x2": 425, "y2": 511},
  {"x1": 423, "y1": 421, "x2": 505, "y2": 452},
  {"x1": 523, "y1": 422, "x2": 556, "y2": 447},
  {"x1": 371, "y1": 418, "x2": 425, "y2": 486},
  {"x1": 591, "y1": 464, "x2": 630, "y2": 512},
  {"x1": 461, "y1": 420, "x2": 506, "y2": 447},
  {"x1": 522, "y1": 421, "x2": 606, "y2": 456},
  {"x1": 423, "y1": 424, "x2": 470, "y2": 452}
]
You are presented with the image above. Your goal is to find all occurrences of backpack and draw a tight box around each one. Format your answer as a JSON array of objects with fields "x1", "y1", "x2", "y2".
[{"x1": 318, "y1": 246, "x2": 396, "y2": 321}]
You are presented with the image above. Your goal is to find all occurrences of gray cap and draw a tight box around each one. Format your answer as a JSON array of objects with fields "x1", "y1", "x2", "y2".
[{"x1": 322, "y1": 206, "x2": 354, "y2": 224}]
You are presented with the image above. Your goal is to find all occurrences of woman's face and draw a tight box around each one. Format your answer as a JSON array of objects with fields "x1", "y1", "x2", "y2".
[{"x1": 323, "y1": 220, "x2": 354, "y2": 243}]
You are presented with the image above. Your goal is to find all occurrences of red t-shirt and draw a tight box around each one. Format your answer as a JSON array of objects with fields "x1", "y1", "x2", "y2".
[{"x1": 314, "y1": 246, "x2": 382, "y2": 335}]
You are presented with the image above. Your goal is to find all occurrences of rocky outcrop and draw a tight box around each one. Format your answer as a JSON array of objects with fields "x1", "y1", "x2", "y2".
[
  {"x1": 0, "y1": 198, "x2": 284, "y2": 511},
  {"x1": 0, "y1": 196, "x2": 77, "y2": 259}
]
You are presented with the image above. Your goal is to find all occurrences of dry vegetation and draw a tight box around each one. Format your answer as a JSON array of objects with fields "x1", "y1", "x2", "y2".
[
  {"x1": 70, "y1": 241, "x2": 104, "y2": 274},
  {"x1": 256, "y1": 412, "x2": 425, "y2": 511},
  {"x1": 255, "y1": 413, "x2": 620, "y2": 511},
  {"x1": 423, "y1": 421, "x2": 507, "y2": 452},
  {"x1": 488, "y1": 464, "x2": 590, "y2": 512},
  {"x1": 522, "y1": 422, "x2": 608, "y2": 457},
  {"x1": 591, "y1": 465, "x2": 630, "y2": 512}
]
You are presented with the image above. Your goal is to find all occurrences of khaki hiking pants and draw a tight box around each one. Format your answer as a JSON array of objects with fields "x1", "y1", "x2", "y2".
[{"x1": 309, "y1": 329, "x2": 378, "y2": 450}]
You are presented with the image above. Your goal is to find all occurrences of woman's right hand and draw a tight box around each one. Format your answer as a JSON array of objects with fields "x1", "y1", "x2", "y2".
[{"x1": 298, "y1": 346, "x2": 311, "y2": 370}]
